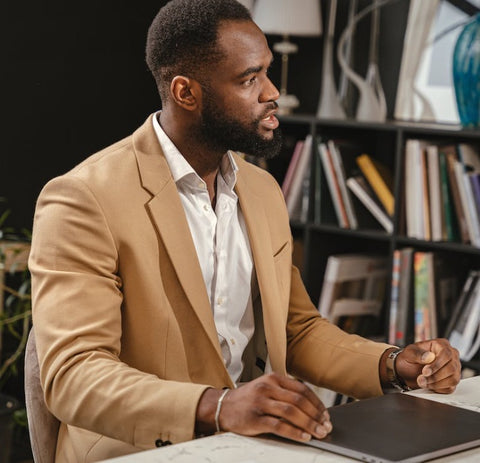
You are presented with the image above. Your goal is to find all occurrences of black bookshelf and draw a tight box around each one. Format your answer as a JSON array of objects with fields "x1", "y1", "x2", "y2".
[{"x1": 277, "y1": 115, "x2": 480, "y2": 372}]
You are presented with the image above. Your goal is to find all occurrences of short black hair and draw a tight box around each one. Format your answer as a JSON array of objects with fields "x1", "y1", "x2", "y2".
[{"x1": 146, "y1": 0, "x2": 252, "y2": 103}]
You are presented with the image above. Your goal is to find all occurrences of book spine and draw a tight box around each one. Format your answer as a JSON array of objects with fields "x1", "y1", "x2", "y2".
[
  {"x1": 356, "y1": 154, "x2": 394, "y2": 216},
  {"x1": 282, "y1": 139, "x2": 305, "y2": 198},
  {"x1": 426, "y1": 145, "x2": 444, "y2": 241},
  {"x1": 438, "y1": 151, "x2": 458, "y2": 242},
  {"x1": 318, "y1": 142, "x2": 349, "y2": 228},
  {"x1": 469, "y1": 173, "x2": 480, "y2": 219},
  {"x1": 414, "y1": 252, "x2": 431, "y2": 342},
  {"x1": 328, "y1": 140, "x2": 358, "y2": 229},
  {"x1": 388, "y1": 249, "x2": 401, "y2": 344},
  {"x1": 286, "y1": 135, "x2": 312, "y2": 220},
  {"x1": 454, "y1": 160, "x2": 480, "y2": 246},
  {"x1": 346, "y1": 177, "x2": 393, "y2": 233},
  {"x1": 396, "y1": 248, "x2": 414, "y2": 346},
  {"x1": 444, "y1": 148, "x2": 470, "y2": 243}
]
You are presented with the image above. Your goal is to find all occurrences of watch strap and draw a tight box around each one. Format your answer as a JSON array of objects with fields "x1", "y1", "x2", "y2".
[{"x1": 385, "y1": 348, "x2": 411, "y2": 391}]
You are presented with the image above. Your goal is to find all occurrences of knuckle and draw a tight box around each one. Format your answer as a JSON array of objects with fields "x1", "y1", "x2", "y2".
[
  {"x1": 292, "y1": 392, "x2": 305, "y2": 407},
  {"x1": 282, "y1": 403, "x2": 294, "y2": 416}
]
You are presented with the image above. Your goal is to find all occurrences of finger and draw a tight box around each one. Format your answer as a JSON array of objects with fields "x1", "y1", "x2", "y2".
[
  {"x1": 402, "y1": 342, "x2": 436, "y2": 365},
  {"x1": 275, "y1": 375, "x2": 327, "y2": 414},
  {"x1": 417, "y1": 357, "x2": 461, "y2": 390},
  {"x1": 259, "y1": 415, "x2": 313, "y2": 442},
  {"x1": 260, "y1": 392, "x2": 331, "y2": 439}
]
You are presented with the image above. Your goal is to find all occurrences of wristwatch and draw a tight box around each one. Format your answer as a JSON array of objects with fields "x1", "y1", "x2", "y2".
[{"x1": 385, "y1": 348, "x2": 411, "y2": 391}]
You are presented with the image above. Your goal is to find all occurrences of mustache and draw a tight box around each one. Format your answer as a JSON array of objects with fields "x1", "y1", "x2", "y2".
[{"x1": 259, "y1": 101, "x2": 279, "y2": 120}]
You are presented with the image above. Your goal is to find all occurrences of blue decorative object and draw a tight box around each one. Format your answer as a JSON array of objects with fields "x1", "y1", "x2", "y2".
[{"x1": 453, "y1": 14, "x2": 480, "y2": 128}]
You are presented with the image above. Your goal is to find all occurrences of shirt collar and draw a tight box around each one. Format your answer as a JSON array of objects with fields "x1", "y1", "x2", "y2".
[{"x1": 152, "y1": 111, "x2": 239, "y2": 190}]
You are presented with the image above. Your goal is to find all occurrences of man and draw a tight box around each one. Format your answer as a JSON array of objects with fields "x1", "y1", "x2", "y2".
[{"x1": 29, "y1": 0, "x2": 461, "y2": 461}]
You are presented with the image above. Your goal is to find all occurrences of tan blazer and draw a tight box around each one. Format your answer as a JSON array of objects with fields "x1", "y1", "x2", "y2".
[{"x1": 29, "y1": 115, "x2": 390, "y2": 462}]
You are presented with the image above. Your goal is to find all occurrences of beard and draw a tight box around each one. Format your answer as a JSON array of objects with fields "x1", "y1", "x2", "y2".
[{"x1": 195, "y1": 90, "x2": 282, "y2": 160}]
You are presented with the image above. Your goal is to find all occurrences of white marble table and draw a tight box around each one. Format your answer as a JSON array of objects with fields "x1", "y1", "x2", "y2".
[{"x1": 101, "y1": 377, "x2": 480, "y2": 463}]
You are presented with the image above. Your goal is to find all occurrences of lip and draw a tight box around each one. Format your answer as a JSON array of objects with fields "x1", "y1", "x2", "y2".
[{"x1": 259, "y1": 109, "x2": 279, "y2": 130}]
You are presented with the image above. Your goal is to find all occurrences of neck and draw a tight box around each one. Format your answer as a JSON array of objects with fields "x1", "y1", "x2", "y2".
[{"x1": 159, "y1": 110, "x2": 224, "y2": 205}]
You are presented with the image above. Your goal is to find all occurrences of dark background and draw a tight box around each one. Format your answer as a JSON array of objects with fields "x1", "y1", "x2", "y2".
[{"x1": 0, "y1": 0, "x2": 410, "y2": 231}]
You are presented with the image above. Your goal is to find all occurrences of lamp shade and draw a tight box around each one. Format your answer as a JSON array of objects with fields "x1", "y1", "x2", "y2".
[{"x1": 252, "y1": 0, "x2": 322, "y2": 37}]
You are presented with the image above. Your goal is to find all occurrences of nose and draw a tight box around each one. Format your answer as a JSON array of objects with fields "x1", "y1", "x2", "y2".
[{"x1": 260, "y1": 77, "x2": 280, "y2": 103}]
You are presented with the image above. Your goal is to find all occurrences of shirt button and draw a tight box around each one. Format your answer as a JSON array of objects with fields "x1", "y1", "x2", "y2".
[
  {"x1": 217, "y1": 297, "x2": 223, "y2": 305},
  {"x1": 203, "y1": 204, "x2": 209, "y2": 212},
  {"x1": 230, "y1": 338, "x2": 236, "y2": 345}
]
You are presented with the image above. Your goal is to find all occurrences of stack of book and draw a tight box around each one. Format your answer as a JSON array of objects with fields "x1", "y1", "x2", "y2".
[
  {"x1": 387, "y1": 248, "x2": 480, "y2": 361},
  {"x1": 281, "y1": 137, "x2": 395, "y2": 232},
  {"x1": 404, "y1": 140, "x2": 480, "y2": 246},
  {"x1": 316, "y1": 138, "x2": 394, "y2": 232}
]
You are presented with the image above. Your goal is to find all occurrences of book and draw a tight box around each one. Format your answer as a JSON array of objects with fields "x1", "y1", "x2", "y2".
[
  {"x1": 346, "y1": 176, "x2": 393, "y2": 233},
  {"x1": 395, "y1": 247, "x2": 414, "y2": 346},
  {"x1": 444, "y1": 270, "x2": 480, "y2": 338},
  {"x1": 438, "y1": 149, "x2": 459, "y2": 242},
  {"x1": 442, "y1": 144, "x2": 470, "y2": 243},
  {"x1": 281, "y1": 139, "x2": 304, "y2": 198},
  {"x1": 327, "y1": 140, "x2": 358, "y2": 229},
  {"x1": 413, "y1": 251, "x2": 434, "y2": 342},
  {"x1": 388, "y1": 249, "x2": 401, "y2": 344},
  {"x1": 318, "y1": 141, "x2": 349, "y2": 228},
  {"x1": 286, "y1": 135, "x2": 312, "y2": 220},
  {"x1": 454, "y1": 159, "x2": 480, "y2": 247},
  {"x1": 469, "y1": 172, "x2": 480, "y2": 219},
  {"x1": 448, "y1": 277, "x2": 480, "y2": 361},
  {"x1": 426, "y1": 144, "x2": 445, "y2": 241},
  {"x1": 318, "y1": 254, "x2": 388, "y2": 326},
  {"x1": 356, "y1": 154, "x2": 394, "y2": 216}
]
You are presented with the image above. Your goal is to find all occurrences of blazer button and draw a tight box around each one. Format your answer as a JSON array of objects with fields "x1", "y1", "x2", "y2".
[{"x1": 155, "y1": 439, "x2": 172, "y2": 447}]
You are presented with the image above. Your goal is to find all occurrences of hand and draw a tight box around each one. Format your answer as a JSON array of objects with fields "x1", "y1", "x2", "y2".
[
  {"x1": 395, "y1": 339, "x2": 461, "y2": 393},
  {"x1": 196, "y1": 373, "x2": 332, "y2": 442}
]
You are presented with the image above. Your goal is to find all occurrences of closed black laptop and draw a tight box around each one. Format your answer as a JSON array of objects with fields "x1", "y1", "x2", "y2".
[{"x1": 305, "y1": 393, "x2": 480, "y2": 463}]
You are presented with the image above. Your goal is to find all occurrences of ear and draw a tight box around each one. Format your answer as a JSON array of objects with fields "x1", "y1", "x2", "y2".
[{"x1": 170, "y1": 76, "x2": 201, "y2": 111}]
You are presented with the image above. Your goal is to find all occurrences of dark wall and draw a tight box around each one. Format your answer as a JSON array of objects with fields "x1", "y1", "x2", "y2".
[
  {"x1": 1, "y1": 1, "x2": 167, "y2": 230},
  {"x1": 1, "y1": 0, "x2": 409, "y2": 230}
]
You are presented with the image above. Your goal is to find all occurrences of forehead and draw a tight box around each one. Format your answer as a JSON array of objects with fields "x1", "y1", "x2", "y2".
[{"x1": 214, "y1": 20, "x2": 272, "y2": 76}]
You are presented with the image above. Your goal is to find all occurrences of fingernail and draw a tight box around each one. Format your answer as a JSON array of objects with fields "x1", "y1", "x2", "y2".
[
  {"x1": 315, "y1": 426, "x2": 327, "y2": 438},
  {"x1": 417, "y1": 375, "x2": 427, "y2": 388},
  {"x1": 423, "y1": 366, "x2": 432, "y2": 377},
  {"x1": 302, "y1": 432, "x2": 311, "y2": 441},
  {"x1": 421, "y1": 352, "x2": 435, "y2": 363},
  {"x1": 324, "y1": 421, "x2": 333, "y2": 433}
]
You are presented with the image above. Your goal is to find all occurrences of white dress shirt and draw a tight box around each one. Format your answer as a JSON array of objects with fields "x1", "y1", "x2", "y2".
[{"x1": 153, "y1": 113, "x2": 255, "y2": 383}]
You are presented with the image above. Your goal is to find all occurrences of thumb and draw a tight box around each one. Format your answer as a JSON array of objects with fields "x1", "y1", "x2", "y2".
[{"x1": 403, "y1": 344, "x2": 436, "y2": 365}]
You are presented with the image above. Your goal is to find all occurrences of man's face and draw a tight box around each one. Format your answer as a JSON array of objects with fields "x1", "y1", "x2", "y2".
[{"x1": 194, "y1": 20, "x2": 282, "y2": 159}]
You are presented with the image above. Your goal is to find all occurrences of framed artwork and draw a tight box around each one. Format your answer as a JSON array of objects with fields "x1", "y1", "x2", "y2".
[{"x1": 394, "y1": 0, "x2": 480, "y2": 125}]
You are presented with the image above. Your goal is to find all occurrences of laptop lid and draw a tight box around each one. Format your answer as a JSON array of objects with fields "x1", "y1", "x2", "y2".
[{"x1": 304, "y1": 393, "x2": 480, "y2": 463}]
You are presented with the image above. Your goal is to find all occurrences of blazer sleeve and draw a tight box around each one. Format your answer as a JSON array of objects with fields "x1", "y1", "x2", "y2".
[
  {"x1": 285, "y1": 265, "x2": 393, "y2": 399},
  {"x1": 29, "y1": 175, "x2": 210, "y2": 449}
]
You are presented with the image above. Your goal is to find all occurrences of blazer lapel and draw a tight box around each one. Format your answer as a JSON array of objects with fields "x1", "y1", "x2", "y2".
[
  {"x1": 236, "y1": 168, "x2": 288, "y2": 375},
  {"x1": 131, "y1": 117, "x2": 223, "y2": 362}
]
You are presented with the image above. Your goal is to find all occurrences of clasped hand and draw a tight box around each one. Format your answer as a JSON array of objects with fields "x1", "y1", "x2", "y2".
[{"x1": 393, "y1": 338, "x2": 461, "y2": 393}]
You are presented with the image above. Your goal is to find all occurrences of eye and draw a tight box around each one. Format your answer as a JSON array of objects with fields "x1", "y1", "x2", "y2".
[{"x1": 244, "y1": 75, "x2": 257, "y2": 87}]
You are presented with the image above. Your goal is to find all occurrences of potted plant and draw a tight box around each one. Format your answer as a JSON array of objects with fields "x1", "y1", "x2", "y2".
[{"x1": 0, "y1": 200, "x2": 32, "y2": 463}]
